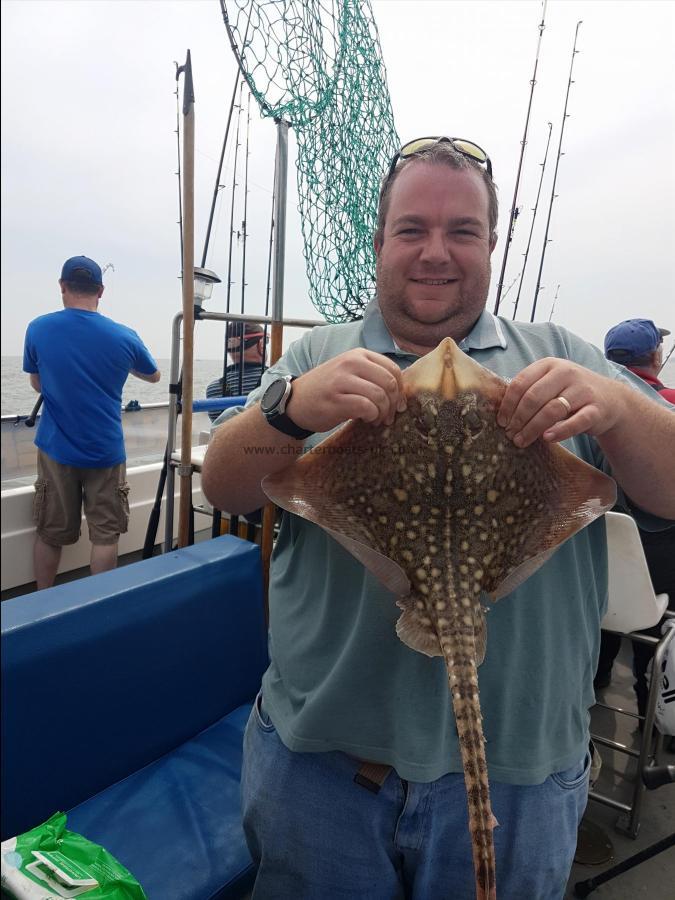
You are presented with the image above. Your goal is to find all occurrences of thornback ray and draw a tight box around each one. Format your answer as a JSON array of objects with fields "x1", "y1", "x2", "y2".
[{"x1": 263, "y1": 337, "x2": 616, "y2": 900}]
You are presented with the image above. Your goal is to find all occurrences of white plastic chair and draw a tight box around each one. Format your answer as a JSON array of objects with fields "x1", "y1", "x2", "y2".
[
  {"x1": 602, "y1": 512, "x2": 669, "y2": 633},
  {"x1": 590, "y1": 511, "x2": 672, "y2": 838}
]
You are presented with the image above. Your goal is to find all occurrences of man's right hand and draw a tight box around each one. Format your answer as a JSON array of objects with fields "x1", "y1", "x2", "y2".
[
  {"x1": 286, "y1": 349, "x2": 407, "y2": 433},
  {"x1": 202, "y1": 349, "x2": 407, "y2": 515}
]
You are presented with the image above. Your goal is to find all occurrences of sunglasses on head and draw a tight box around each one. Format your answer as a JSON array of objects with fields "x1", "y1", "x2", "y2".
[{"x1": 382, "y1": 136, "x2": 493, "y2": 196}]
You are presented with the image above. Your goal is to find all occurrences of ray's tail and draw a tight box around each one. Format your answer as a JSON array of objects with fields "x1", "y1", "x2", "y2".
[{"x1": 442, "y1": 623, "x2": 497, "y2": 900}]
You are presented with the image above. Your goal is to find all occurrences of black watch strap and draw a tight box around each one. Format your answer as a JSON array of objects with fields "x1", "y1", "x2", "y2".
[
  {"x1": 267, "y1": 410, "x2": 314, "y2": 440},
  {"x1": 264, "y1": 376, "x2": 314, "y2": 440}
]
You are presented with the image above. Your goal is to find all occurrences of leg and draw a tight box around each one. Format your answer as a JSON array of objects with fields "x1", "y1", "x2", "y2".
[
  {"x1": 406, "y1": 753, "x2": 591, "y2": 900},
  {"x1": 90, "y1": 542, "x2": 118, "y2": 575},
  {"x1": 32, "y1": 450, "x2": 81, "y2": 589},
  {"x1": 33, "y1": 536, "x2": 62, "y2": 590},
  {"x1": 632, "y1": 636, "x2": 656, "y2": 722},
  {"x1": 594, "y1": 631, "x2": 621, "y2": 689},
  {"x1": 242, "y1": 693, "x2": 405, "y2": 900},
  {"x1": 82, "y1": 463, "x2": 129, "y2": 565}
]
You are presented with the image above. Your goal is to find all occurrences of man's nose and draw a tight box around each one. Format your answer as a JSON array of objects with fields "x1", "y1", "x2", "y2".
[{"x1": 419, "y1": 230, "x2": 451, "y2": 263}]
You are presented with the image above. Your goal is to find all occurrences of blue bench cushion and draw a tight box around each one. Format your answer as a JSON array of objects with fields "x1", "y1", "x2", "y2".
[
  {"x1": 67, "y1": 704, "x2": 255, "y2": 900},
  {"x1": 2, "y1": 536, "x2": 268, "y2": 839}
]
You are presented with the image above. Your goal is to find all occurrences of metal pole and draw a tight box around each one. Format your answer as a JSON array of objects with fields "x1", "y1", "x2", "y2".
[
  {"x1": 178, "y1": 50, "x2": 195, "y2": 549},
  {"x1": 493, "y1": 1, "x2": 547, "y2": 314},
  {"x1": 270, "y1": 120, "x2": 289, "y2": 358},
  {"x1": 531, "y1": 21, "x2": 583, "y2": 323},
  {"x1": 262, "y1": 120, "x2": 290, "y2": 609},
  {"x1": 512, "y1": 122, "x2": 553, "y2": 320}
]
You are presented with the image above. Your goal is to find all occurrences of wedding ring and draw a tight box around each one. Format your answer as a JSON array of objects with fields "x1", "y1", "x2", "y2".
[{"x1": 555, "y1": 396, "x2": 572, "y2": 418}]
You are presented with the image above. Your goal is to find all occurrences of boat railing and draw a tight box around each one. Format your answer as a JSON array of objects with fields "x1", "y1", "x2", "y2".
[
  {"x1": 1, "y1": 401, "x2": 213, "y2": 486},
  {"x1": 162, "y1": 309, "x2": 326, "y2": 553}
]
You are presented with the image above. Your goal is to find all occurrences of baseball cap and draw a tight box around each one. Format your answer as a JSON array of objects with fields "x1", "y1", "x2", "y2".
[
  {"x1": 226, "y1": 321, "x2": 266, "y2": 349},
  {"x1": 604, "y1": 318, "x2": 670, "y2": 360},
  {"x1": 60, "y1": 256, "x2": 103, "y2": 286}
]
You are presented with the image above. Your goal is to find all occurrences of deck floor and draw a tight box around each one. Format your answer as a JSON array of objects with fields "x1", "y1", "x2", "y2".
[{"x1": 565, "y1": 637, "x2": 675, "y2": 899}]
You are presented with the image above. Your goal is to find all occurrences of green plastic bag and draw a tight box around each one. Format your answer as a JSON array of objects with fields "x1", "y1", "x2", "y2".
[{"x1": 1, "y1": 812, "x2": 147, "y2": 899}]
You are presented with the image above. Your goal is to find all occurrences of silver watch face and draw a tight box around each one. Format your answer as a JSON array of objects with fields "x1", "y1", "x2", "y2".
[{"x1": 261, "y1": 377, "x2": 291, "y2": 415}]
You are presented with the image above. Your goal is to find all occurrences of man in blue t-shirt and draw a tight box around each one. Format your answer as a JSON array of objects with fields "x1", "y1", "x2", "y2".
[{"x1": 23, "y1": 255, "x2": 160, "y2": 589}]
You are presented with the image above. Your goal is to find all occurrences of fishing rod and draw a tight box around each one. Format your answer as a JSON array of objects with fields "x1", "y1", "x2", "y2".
[
  {"x1": 177, "y1": 50, "x2": 196, "y2": 550},
  {"x1": 201, "y1": 76, "x2": 239, "y2": 269},
  {"x1": 144, "y1": 54, "x2": 194, "y2": 558},
  {"x1": 222, "y1": 81, "x2": 245, "y2": 390},
  {"x1": 174, "y1": 65, "x2": 184, "y2": 266},
  {"x1": 501, "y1": 272, "x2": 521, "y2": 303},
  {"x1": 493, "y1": 0, "x2": 548, "y2": 315},
  {"x1": 24, "y1": 394, "x2": 43, "y2": 427},
  {"x1": 659, "y1": 342, "x2": 675, "y2": 374},
  {"x1": 531, "y1": 20, "x2": 583, "y2": 323},
  {"x1": 236, "y1": 90, "x2": 253, "y2": 396},
  {"x1": 512, "y1": 121, "x2": 553, "y2": 320},
  {"x1": 262, "y1": 151, "x2": 278, "y2": 370},
  {"x1": 548, "y1": 283, "x2": 561, "y2": 321},
  {"x1": 202, "y1": 2, "x2": 254, "y2": 267}
]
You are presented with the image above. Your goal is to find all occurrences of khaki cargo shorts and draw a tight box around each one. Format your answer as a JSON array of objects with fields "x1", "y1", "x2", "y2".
[{"x1": 33, "y1": 449, "x2": 130, "y2": 547}]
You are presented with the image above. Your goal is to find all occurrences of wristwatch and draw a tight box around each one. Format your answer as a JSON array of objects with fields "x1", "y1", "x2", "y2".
[{"x1": 260, "y1": 375, "x2": 314, "y2": 440}]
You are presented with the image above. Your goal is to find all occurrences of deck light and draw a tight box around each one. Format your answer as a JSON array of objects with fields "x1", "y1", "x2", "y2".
[{"x1": 193, "y1": 267, "x2": 221, "y2": 308}]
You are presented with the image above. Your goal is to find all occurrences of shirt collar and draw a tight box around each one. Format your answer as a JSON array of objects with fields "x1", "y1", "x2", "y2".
[{"x1": 362, "y1": 299, "x2": 507, "y2": 357}]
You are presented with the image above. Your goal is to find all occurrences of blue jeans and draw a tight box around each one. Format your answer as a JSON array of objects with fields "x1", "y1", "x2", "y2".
[{"x1": 242, "y1": 693, "x2": 589, "y2": 900}]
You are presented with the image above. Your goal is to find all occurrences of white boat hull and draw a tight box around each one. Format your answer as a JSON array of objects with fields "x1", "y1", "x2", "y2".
[{"x1": 1, "y1": 461, "x2": 206, "y2": 592}]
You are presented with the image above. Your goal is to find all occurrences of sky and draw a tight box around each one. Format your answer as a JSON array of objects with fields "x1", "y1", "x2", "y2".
[{"x1": 2, "y1": 0, "x2": 674, "y2": 366}]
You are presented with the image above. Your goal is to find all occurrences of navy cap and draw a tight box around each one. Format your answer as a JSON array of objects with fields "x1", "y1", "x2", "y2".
[
  {"x1": 60, "y1": 256, "x2": 103, "y2": 287},
  {"x1": 604, "y1": 318, "x2": 670, "y2": 360}
]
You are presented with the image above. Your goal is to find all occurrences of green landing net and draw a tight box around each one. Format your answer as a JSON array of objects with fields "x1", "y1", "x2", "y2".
[{"x1": 221, "y1": 0, "x2": 399, "y2": 322}]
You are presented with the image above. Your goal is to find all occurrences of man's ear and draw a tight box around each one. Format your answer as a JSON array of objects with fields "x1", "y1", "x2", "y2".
[
  {"x1": 489, "y1": 232, "x2": 498, "y2": 254},
  {"x1": 373, "y1": 234, "x2": 382, "y2": 257}
]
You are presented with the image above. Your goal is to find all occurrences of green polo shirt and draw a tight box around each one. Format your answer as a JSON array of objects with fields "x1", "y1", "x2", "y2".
[{"x1": 216, "y1": 301, "x2": 672, "y2": 784}]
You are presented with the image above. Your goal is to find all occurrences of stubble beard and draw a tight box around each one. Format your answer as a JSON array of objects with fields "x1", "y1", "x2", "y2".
[{"x1": 376, "y1": 258, "x2": 492, "y2": 350}]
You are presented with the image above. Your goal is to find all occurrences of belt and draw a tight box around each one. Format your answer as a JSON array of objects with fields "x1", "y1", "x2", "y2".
[{"x1": 353, "y1": 759, "x2": 393, "y2": 794}]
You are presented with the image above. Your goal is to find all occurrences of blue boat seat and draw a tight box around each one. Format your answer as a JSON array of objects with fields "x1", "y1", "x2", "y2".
[
  {"x1": 68, "y1": 707, "x2": 254, "y2": 900},
  {"x1": 1, "y1": 536, "x2": 268, "y2": 900}
]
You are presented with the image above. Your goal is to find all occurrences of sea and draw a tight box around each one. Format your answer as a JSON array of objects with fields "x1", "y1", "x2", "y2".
[
  {"x1": 1, "y1": 358, "x2": 225, "y2": 416},
  {"x1": 3, "y1": 355, "x2": 675, "y2": 416}
]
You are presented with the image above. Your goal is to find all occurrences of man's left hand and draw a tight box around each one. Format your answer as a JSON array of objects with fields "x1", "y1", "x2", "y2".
[{"x1": 496, "y1": 358, "x2": 626, "y2": 448}]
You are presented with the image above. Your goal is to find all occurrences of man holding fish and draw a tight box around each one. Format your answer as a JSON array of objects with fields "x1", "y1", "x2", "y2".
[{"x1": 203, "y1": 137, "x2": 674, "y2": 900}]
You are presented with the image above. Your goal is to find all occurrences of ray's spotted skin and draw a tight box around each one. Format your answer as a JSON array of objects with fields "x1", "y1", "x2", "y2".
[{"x1": 263, "y1": 338, "x2": 616, "y2": 900}]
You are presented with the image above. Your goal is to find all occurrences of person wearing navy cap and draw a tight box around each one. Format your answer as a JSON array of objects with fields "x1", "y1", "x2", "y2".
[
  {"x1": 22, "y1": 255, "x2": 161, "y2": 589},
  {"x1": 595, "y1": 317, "x2": 675, "y2": 741},
  {"x1": 604, "y1": 318, "x2": 675, "y2": 403}
]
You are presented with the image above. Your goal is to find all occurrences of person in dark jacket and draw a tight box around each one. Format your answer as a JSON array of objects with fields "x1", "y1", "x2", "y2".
[{"x1": 595, "y1": 318, "x2": 674, "y2": 739}]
